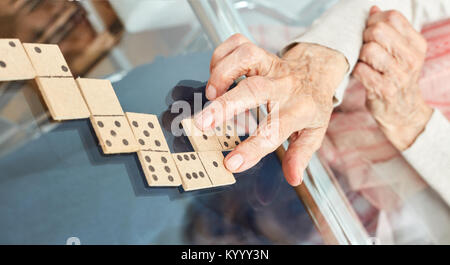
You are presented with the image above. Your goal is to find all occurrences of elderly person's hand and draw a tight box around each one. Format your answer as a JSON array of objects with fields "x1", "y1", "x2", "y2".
[
  {"x1": 353, "y1": 6, "x2": 433, "y2": 151},
  {"x1": 194, "y1": 34, "x2": 348, "y2": 186}
]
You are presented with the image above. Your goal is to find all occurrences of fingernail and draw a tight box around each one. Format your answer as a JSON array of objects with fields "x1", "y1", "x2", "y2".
[
  {"x1": 206, "y1": 85, "x2": 217, "y2": 100},
  {"x1": 226, "y1": 154, "x2": 244, "y2": 171},
  {"x1": 195, "y1": 111, "x2": 213, "y2": 129},
  {"x1": 293, "y1": 171, "x2": 304, "y2": 186}
]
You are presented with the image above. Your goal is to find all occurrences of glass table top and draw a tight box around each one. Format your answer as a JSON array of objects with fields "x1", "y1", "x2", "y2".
[{"x1": 0, "y1": 51, "x2": 321, "y2": 244}]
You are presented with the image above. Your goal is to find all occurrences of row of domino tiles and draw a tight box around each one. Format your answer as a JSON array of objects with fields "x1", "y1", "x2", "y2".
[{"x1": 0, "y1": 38, "x2": 240, "y2": 192}]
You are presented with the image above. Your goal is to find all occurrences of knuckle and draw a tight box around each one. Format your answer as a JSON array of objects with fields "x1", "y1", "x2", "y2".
[
  {"x1": 211, "y1": 65, "x2": 229, "y2": 82},
  {"x1": 229, "y1": 33, "x2": 246, "y2": 43},
  {"x1": 363, "y1": 42, "x2": 378, "y2": 57},
  {"x1": 403, "y1": 52, "x2": 419, "y2": 69},
  {"x1": 386, "y1": 10, "x2": 402, "y2": 24},
  {"x1": 211, "y1": 49, "x2": 221, "y2": 65},
  {"x1": 238, "y1": 42, "x2": 260, "y2": 59},
  {"x1": 372, "y1": 22, "x2": 386, "y2": 38}
]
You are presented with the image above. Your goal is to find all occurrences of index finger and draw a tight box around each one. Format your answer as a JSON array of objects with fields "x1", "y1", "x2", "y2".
[
  {"x1": 206, "y1": 34, "x2": 252, "y2": 100},
  {"x1": 210, "y1": 33, "x2": 251, "y2": 72},
  {"x1": 195, "y1": 76, "x2": 283, "y2": 131},
  {"x1": 208, "y1": 42, "x2": 276, "y2": 102}
]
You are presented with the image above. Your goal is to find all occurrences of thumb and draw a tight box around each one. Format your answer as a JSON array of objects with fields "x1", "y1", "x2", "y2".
[{"x1": 282, "y1": 127, "x2": 327, "y2": 186}]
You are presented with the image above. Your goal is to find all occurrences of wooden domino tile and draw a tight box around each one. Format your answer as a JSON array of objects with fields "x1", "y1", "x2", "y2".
[
  {"x1": 181, "y1": 118, "x2": 222, "y2": 151},
  {"x1": 0, "y1": 39, "x2": 35, "y2": 81},
  {"x1": 125, "y1": 112, "x2": 170, "y2": 152},
  {"x1": 23, "y1": 43, "x2": 72, "y2": 77},
  {"x1": 76, "y1": 78, "x2": 124, "y2": 116},
  {"x1": 214, "y1": 121, "x2": 241, "y2": 150},
  {"x1": 90, "y1": 116, "x2": 139, "y2": 154},
  {"x1": 137, "y1": 150, "x2": 181, "y2": 187},
  {"x1": 197, "y1": 151, "x2": 236, "y2": 187},
  {"x1": 35, "y1": 77, "x2": 90, "y2": 120},
  {"x1": 172, "y1": 152, "x2": 213, "y2": 191}
]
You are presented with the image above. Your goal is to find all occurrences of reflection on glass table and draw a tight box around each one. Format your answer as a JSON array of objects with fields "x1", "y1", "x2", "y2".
[{"x1": 316, "y1": 20, "x2": 450, "y2": 244}]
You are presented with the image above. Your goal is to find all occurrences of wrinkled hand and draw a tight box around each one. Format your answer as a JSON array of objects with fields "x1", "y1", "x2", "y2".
[
  {"x1": 353, "y1": 6, "x2": 433, "y2": 151},
  {"x1": 194, "y1": 34, "x2": 348, "y2": 186}
]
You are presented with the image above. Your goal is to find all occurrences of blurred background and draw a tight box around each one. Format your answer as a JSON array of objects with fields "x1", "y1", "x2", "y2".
[{"x1": 0, "y1": 0, "x2": 335, "y2": 76}]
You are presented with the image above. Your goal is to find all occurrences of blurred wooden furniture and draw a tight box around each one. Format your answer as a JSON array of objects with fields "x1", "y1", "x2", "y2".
[
  {"x1": 0, "y1": 0, "x2": 124, "y2": 77},
  {"x1": 0, "y1": 1, "x2": 124, "y2": 157}
]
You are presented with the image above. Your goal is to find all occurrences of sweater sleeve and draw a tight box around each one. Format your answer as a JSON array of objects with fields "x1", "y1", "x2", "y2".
[
  {"x1": 402, "y1": 109, "x2": 450, "y2": 206},
  {"x1": 281, "y1": 0, "x2": 450, "y2": 106}
]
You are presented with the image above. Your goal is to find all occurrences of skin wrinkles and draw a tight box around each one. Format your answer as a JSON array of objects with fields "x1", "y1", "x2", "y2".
[
  {"x1": 195, "y1": 33, "x2": 348, "y2": 186},
  {"x1": 353, "y1": 6, "x2": 433, "y2": 151}
]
